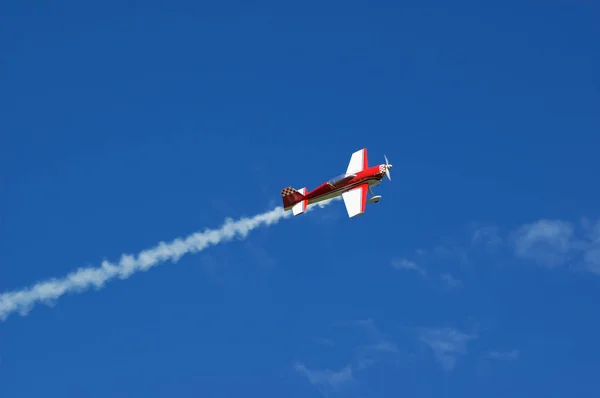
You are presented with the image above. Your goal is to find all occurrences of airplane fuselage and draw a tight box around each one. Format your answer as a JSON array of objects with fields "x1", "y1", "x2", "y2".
[{"x1": 304, "y1": 164, "x2": 387, "y2": 205}]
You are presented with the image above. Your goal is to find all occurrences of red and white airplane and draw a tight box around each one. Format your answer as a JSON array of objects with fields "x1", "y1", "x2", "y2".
[{"x1": 281, "y1": 148, "x2": 392, "y2": 218}]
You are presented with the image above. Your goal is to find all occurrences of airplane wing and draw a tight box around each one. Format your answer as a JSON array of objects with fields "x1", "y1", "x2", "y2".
[
  {"x1": 342, "y1": 183, "x2": 368, "y2": 218},
  {"x1": 345, "y1": 148, "x2": 368, "y2": 175}
]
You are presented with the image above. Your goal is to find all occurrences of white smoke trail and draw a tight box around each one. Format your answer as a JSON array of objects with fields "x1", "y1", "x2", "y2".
[{"x1": 0, "y1": 198, "x2": 340, "y2": 321}]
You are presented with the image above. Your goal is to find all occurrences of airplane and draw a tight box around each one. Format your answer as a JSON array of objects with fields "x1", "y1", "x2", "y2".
[{"x1": 281, "y1": 148, "x2": 392, "y2": 218}]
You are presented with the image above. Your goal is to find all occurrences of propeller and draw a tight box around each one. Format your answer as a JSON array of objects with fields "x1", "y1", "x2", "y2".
[{"x1": 384, "y1": 154, "x2": 392, "y2": 181}]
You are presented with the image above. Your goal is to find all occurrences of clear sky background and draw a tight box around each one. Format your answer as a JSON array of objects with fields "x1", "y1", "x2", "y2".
[{"x1": 1, "y1": 1, "x2": 599, "y2": 397}]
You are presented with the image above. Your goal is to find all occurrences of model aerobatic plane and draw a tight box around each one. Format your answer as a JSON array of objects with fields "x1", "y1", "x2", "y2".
[{"x1": 281, "y1": 148, "x2": 392, "y2": 218}]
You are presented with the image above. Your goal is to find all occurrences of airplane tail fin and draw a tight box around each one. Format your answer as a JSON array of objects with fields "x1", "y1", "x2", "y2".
[{"x1": 281, "y1": 187, "x2": 308, "y2": 215}]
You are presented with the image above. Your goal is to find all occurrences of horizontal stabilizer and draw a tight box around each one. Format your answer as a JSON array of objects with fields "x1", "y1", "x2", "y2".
[
  {"x1": 281, "y1": 186, "x2": 307, "y2": 212},
  {"x1": 292, "y1": 187, "x2": 308, "y2": 216}
]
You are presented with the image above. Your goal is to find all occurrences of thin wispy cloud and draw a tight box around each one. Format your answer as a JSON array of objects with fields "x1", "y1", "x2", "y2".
[
  {"x1": 512, "y1": 219, "x2": 574, "y2": 267},
  {"x1": 440, "y1": 273, "x2": 461, "y2": 288},
  {"x1": 315, "y1": 337, "x2": 336, "y2": 346},
  {"x1": 401, "y1": 217, "x2": 600, "y2": 277},
  {"x1": 294, "y1": 362, "x2": 354, "y2": 394},
  {"x1": 392, "y1": 258, "x2": 425, "y2": 275},
  {"x1": 512, "y1": 218, "x2": 600, "y2": 273},
  {"x1": 487, "y1": 349, "x2": 520, "y2": 360},
  {"x1": 295, "y1": 319, "x2": 399, "y2": 395},
  {"x1": 419, "y1": 327, "x2": 478, "y2": 371},
  {"x1": 0, "y1": 199, "x2": 340, "y2": 321},
  {"x1": 582, "y1": 218, "x2": 600, "y2": 273},
  {"x1": 472, "y1": 225, "x2": 503, "y2": 248},
  {"x1": 354, "y1": 318, "x2": 399, "y2": 360}
]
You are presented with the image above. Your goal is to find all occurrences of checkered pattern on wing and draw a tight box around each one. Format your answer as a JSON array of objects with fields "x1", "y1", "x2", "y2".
[{"x1": 281, "y1": 187, "x2": 295, "y2": 196}]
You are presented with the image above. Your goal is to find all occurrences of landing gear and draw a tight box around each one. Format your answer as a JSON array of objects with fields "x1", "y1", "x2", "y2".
[
  {"x1": 368, "y1": 187, "x2": 381, "y2": 203},
  {"x1": 368, "y1": 195, "x2": 381, "y2": 204}
]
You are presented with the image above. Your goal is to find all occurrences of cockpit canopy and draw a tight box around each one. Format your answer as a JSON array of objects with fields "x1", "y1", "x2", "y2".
[{"x1": 327, "y1": 173, "x2": 355, "y2": 186}]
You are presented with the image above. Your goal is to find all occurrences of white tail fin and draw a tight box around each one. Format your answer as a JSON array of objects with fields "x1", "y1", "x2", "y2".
[{"x1": 292, "y1": 187, "x2": 308, "y2": 216}]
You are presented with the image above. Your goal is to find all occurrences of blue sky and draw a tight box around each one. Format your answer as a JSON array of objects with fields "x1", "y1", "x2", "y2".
[{"x1": 1, "y1": 1, "x2": 599, "y2": 397}]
